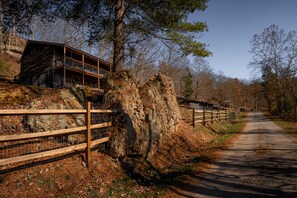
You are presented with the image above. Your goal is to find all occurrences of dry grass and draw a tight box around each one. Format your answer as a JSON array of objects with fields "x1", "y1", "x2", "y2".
[
  {"x1": 0, "y1": 152, "x2": 125, "y2": 198},
  {"x1": 264, "y1": 112, "x2": 297, "y2": 138},
  {"x1": 0, "y1": 83, "x2": 47, "y2": 108}
]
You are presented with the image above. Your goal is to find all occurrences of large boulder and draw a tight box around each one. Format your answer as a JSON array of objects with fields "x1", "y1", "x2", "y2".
[
  {"x1": 140, "y1": 73, "x2": 181, "y2": 156},
  {"x1": 102, "y1": 71, "x2": 181, "y2": 159}
]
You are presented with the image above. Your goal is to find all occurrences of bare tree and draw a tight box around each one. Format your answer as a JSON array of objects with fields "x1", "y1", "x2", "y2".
[
  {"x1": 250, "y1": 25, "x2": 297, "y2": 120},
  {"x1": 126, "y1": 39, "x2": 160, "y2": 85},
  {"x1": 191, "y1": 57, "x2": 215, "y2": 101},
  {"x1": 158, "y1": 47, "x2": 190, "y2": 95}
]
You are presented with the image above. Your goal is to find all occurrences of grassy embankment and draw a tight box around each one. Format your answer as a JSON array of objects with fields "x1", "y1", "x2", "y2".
[{"x1": 103, "y1": 113, "x2": 247, "y2": 197}]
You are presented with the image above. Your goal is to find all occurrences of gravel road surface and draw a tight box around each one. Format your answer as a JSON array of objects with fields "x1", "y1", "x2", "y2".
[{"x1": 172, "y1": 112, "x2": 297, "y2": 197}]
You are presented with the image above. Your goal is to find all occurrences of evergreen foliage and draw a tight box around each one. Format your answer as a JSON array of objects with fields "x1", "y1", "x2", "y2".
[
  {"x1": 1, "y1": 0, "x2": 211, "y2": 71},
  {"x1": 182, "y1": 67, "x2": 193, "y2": 98}
]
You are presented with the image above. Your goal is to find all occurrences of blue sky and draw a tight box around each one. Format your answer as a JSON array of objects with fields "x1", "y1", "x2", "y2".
[{"x1": 190, "y1": 0, "x2": 297, "y2": 80}]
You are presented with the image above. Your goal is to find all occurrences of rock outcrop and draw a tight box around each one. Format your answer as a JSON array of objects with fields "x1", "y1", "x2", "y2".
[
  {"x1": 102, "y1": 71, "x2": 181, "y2": 159},
  {"x1": 27, "y1": 88, "x2": 86, "y2": 143}
]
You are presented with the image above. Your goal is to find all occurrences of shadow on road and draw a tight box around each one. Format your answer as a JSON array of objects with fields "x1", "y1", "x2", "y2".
[
  {"x1": 169, "y1": 155, "x2": 297, "y2": 197},
  {"x1": 168, "y1": 112, "x2": 297, "y2": 197}
]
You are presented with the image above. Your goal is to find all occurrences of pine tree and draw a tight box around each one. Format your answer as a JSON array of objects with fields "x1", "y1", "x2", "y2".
[
  {"x1": 2, "y1": 0, "x2": 211, "y2": 71},
  {"x1": 182, "y1": 67, "x2": 193, "y2": 98}
]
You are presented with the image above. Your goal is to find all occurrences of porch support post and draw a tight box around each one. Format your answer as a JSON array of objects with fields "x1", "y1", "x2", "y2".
[
  {"x1": 82, "y1": 54, "x2": 85, "y2": 86},
  {"x1": 63, "y1": 46, "x2": 66, "y2": 86}
]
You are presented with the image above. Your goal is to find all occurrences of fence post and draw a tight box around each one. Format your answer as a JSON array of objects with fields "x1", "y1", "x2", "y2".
[
  {"x1": 225, "y1": 109, "x2": 227, "y2": 121},
  {"x1": 218, "y1": 109, "x2": 220, "y2": 122},
  {"x1": 85, "y1": 101, "x2": 91, "y2": 168},
  {"x1": 203, "y1": 107, "x2": 206, "y2": 126},
  {"x1": 192, "y1": 107, "x2": 195, "y2": 128},
  {"x1": 211, "y1": 108, "x2": 214, "y2": 124}
]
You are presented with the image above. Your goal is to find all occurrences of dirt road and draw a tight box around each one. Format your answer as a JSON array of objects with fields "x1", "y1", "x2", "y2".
[{"x1": 172, "y1": 112, "x2": 297, "y2": 197}]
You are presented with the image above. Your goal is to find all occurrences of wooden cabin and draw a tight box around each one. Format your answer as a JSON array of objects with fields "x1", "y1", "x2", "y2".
[{"x1": 20, "y1": 40, "x2": 112, "y2": 89}]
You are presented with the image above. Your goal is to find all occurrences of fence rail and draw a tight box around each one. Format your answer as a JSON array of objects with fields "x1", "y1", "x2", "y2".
[
  {"x1": 0, "y1": 109, "x2": 117, "y2": 115},
  {"x1": 0, "y1": 102, "x2": 116, "y2": 169}
]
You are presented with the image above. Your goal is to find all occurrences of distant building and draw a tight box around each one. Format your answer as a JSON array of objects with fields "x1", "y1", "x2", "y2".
[
  {"x1": 177, "y1": 96, "x2": 226, "y2": 110},
  {"x1": 20, "y1": 40, "x2": 112, "y2": 88}
]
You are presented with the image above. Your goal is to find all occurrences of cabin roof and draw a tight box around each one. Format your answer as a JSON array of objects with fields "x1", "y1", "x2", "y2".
[{"x1": 21, "y1": 40, "x2": 112, "y2": 68}]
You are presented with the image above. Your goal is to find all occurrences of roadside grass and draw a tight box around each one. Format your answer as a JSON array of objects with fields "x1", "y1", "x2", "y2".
[
  {"x1": 264, "y1": 112, "x2": 297, "y2": 137},
  {"x1": 209, "y1": 113, "x2": 246, "y2": 147},
  {"x1": 158, "y1": 112, "x2": 247, "y2": 194}
]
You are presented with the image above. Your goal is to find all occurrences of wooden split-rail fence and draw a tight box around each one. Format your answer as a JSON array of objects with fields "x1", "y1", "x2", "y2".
[
  {"x1": 180, "y1": 106, "x2": 232, "y2": 128},
  {"x1": 192, "y1": 108, "x2": 230, "y2": 127},
  {"x1": 0, "y1": 102, "x2": 116, "y2": 169}
]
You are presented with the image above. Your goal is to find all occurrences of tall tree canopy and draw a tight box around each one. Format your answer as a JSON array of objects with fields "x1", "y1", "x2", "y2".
[
  {"x1": 2, "y1": 0, "x2": 211, "y2": 71},
  {"x1": 250, "y1": 25, "x2": 297, "y2": 120}
]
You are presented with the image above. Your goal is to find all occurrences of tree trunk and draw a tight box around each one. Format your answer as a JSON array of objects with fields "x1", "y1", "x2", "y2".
[
  {"x1": 7, "y1": 28, "x2": 12, "y2": 53},
  {"x1": 0, "y1": 0, "x2": 3, "y2": 53},
  {"x1": 113, "y1": 0, "x2": 125, "y2": 72},
  {"x1": 31, "y1": 15, "x2": 37, "y2": 40}
]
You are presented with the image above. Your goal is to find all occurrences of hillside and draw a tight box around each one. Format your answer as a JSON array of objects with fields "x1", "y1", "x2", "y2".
[{"x1": 0, "y1": 74, "x2": 219, "y2": 197}]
